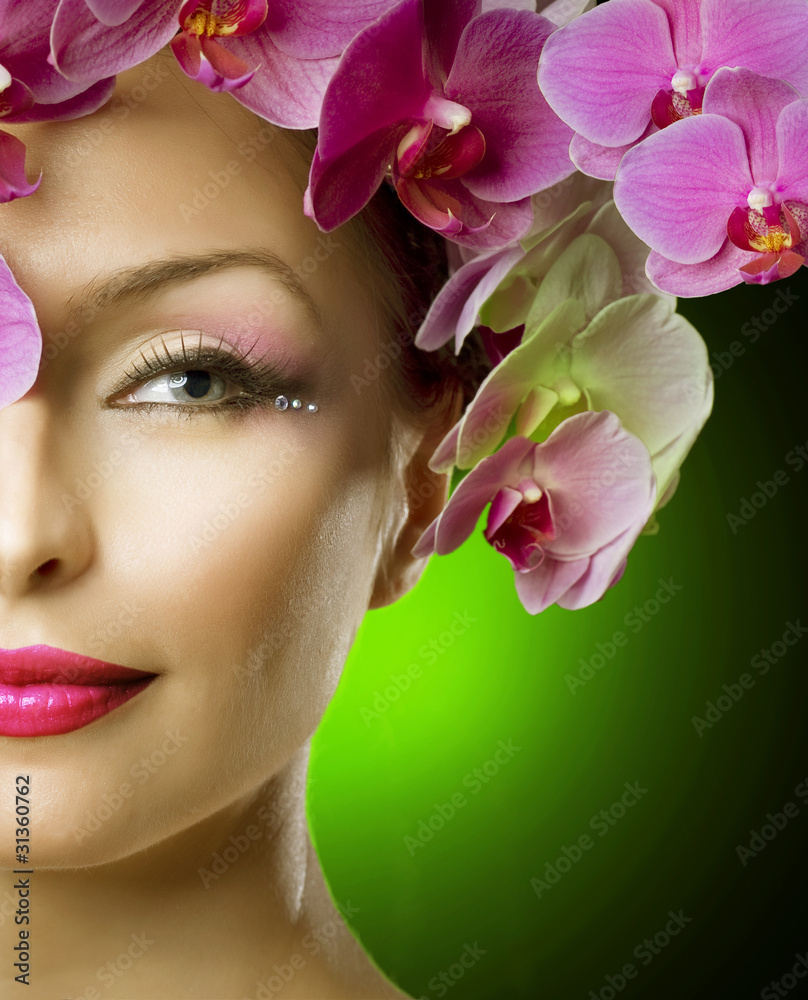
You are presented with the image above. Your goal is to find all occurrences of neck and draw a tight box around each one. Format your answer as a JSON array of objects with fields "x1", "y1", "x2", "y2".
[{"x1": 0, "y1": 744, "x2": 405, "y2": 999}]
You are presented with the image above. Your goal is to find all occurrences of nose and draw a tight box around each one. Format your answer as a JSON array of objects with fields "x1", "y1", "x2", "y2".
[{"x1": 0, "y1": 394, "x2": 94, "y2": 599}]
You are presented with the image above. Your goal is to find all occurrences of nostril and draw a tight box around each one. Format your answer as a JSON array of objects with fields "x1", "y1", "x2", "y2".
[{"x1": 36, "y1": 558, "x2": 59, "y2": 578}]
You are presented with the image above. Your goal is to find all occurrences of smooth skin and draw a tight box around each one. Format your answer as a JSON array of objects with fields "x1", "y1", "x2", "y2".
[{"x1": 0, "y1": 51, "x2": 456, "y2": 1000}]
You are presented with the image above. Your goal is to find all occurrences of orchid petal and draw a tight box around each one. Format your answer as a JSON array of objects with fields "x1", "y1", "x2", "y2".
[
  {"x1": 569, "y1": 125, "x2": 657, "y2": 182},
  {"x1": 645, "y1": 243, "x2": 747, "y2": 295},
  {"x1": 0, "y1": 256, "x2": 42, "y2": 409},
  {"x1": 701, "y1": 0, "x2": 808, "y2": 99},
  {"x1": 0, "y1": 78, "x2": 34, "y2": 119},
  {"x1": 85, "y1": 0, "x2": 148, "y2": 26},
  {"x1": 513, "y1": 554, "x2": 590, "y2": 614},
  {"x1": 198, "y1": 35, "x2": 256, "y2": 90},
  {"x1": 525, "y1": 233, "x2": 623, "y2": 330},
  {"x1": 538, "y1": 0, "x2": 674, "y2": 147},
  {"x1": 50, "y1": 0, "x2": 178, "y2": 82},
  {"x1": 651, "y1": 0, "x2": 702, "y2": 66},
  {"x1": 447, "y1": 9, "x2": 574, "y2": 202},
  {"x1": 429, "y1": 420, "x2": 463, "y2": 474},
  {"x1": 585, "y1": 201, "x2": 664, "y2": 301},
  {"x1": 424, "y1": 184, "x2": 533, "y2": 250},
  {"x1": 552, "y1": 523, "x2": 641, "y2": 611},
  {"x1": 537, "y1": 0, "x2": 595, "y2": 27},
  {"x1": 266, "y1": 0, "x2": 401, "y2": 59},
  {"x1": 424, "y1": 0, "x2": 481, "y2": 80},
  {"x1": 480, "y1": 174, "x2": 615, "y2": 329},
  {"x1": 703, "y1": 68, "x2": 799, "y2": 183},
  {"x1": 396, "y1": 120, "x2": 433, "y2": 178},
  {"x1": 530, "y1": 410, "x2": 655, "y2": 560},
  {"x1": 8, "y1": 76, "x2": 115, "y2": 123},
  {"x1": 412, "y1": 435, "x2": 537, "y2": 557},
  {"x1": 305, "y1": 126, "x2": 398, "y2": 230},
  {"x1": 315, "y1": 0, "x2": 430, "y2": 161},
  {"x1": 452, "y1": 300, "x2": 585, "y2": 468},
  {"x1": 571, "y1": 294, "x2": 712, "y2": 497},
  {"x1": 0, "y1": 131, "x2": 40, "y2": 201},
  {"x1": 395, "y1": 177, "x2": 470, "y2": 235},
  {"x1": 614, "y1": 114, "x2": 752, "y2": 264},
  {"x1": 226, "y1": 35, "x2": 337, "y2": 127},
  {"x1": 775, "y1": 99, "x2": 808, "y2": 205},
  {"x1": 414, "y1": 243, "x2": 523, "y2": 352},
  {"x1": 485, "y1": 485, "x2": 525, "y2": 537}
]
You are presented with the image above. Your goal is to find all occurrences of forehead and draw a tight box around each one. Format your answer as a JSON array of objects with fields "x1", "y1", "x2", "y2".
[{"x1": 0, "y1": 53, "x2": 365, "y2": 336}]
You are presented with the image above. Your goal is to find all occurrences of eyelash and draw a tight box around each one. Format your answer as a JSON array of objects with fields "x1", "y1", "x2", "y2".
[{"x1": 109, "y1": 338, "x2": 306, "y2": 419}]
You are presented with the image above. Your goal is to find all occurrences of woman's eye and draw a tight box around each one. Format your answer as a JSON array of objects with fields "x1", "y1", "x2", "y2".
[{"x1": 122, "y1": 370, "x2": 238, "y2": 405}]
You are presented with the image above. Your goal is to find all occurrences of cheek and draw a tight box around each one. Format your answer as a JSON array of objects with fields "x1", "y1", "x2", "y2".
[
  {"x1": 35, "y1": 414, "x2": 385, "y2": 865},
  {"x1": 105, "y1": 415, "x2": 379, "y2": 709}
]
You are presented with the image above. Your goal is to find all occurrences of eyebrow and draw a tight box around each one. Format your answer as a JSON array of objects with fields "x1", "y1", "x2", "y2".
[{"x1": 65, "y1": 247, "x2": 322, "y2": 328}]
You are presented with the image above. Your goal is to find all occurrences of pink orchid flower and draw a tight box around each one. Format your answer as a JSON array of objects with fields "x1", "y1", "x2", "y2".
[
  {"x1": 429, "y1": 230, "x2": 710, "y2": 507},
  {"x1": 614, "y1": 68, "x2": 808, "y2": 295},
  {"x1": 1, "y1": 0, "x2": 114, "y2": 202},
  {"x1": 0, "y1": 130, "x2": 40, "y2": 203},
  {"x1": 305, "y1": 0, "x2": 576, "y2": 249},
  {"x1": 415, "y1": 174, "x2": 662, "y2": 353},
  {"x1": 0, "y1": 257, "x2": 42, "y2": 410},
  {"x1": 50, "y1": 0, "x2": 396, "y2": 128},
  {"x1": 412, "y1": 411, "x2": 657, "y2": 614},
  {"x1": 538, "y1": 0, "x2": 808, "y2": 180}
]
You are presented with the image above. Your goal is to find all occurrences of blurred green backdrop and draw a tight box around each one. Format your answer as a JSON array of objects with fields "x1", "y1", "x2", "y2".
[{"x1": 308, "y1": 269, "x2": 808, "y2": 1000}]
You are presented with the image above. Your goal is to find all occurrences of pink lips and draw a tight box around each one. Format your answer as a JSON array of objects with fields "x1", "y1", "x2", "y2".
[{"x1": 0, "y1": 645, "x2": 156, "y2": 737}]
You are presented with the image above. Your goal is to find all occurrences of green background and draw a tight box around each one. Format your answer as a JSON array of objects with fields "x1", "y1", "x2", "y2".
[{"x1": 308, "y1": 270, "x2": 808, "y2": 1000}]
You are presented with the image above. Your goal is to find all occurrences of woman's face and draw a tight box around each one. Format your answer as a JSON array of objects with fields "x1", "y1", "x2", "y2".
[{"x1": 0, "y1": 55, "x2": 433, "y2": 866}]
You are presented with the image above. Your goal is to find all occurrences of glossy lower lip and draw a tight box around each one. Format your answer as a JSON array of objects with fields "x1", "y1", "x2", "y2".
[{"x1": 0, "y1": 645, "x2": 157, "y2": 737}]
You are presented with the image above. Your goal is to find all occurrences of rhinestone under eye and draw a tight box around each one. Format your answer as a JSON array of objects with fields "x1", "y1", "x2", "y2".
[{"x1": 274, "y1": 395, "x2": 318, "y2": 412}]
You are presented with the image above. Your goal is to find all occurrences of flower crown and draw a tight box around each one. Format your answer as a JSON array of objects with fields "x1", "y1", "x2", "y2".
[{"x1": 1, "y1": 0, "x2": 806, "y2": 614}]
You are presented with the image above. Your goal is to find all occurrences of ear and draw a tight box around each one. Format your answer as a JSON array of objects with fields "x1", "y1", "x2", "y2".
[{"x1": 368, "y1": 391, "x2": 464, "y2": 610}]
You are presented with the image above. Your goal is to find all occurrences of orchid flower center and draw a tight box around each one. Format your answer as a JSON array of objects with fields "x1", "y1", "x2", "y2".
[
  {"x1": 727, "y1": 198, "x2": 807, "y2": 281},
  {"x1": 747, "y1": 185, "x2": 776, "y2": 215},
  {"x1": 180, "y1": 0, "x2": 267, "y2": 38},
  {"x1": 396, "y1": 121, "x2": 485, "y2": 183},
  {"x1": 552, "y1": 374, "x2": 581, "y2": 407},
  {"x1": 671, "y1": 69, "x2": 700, "y2": 97},
  {"x1": 651, "y1": 66, "x2": 707, "y2": 128},
  {"x1": 488, "y1": 478, "x2": 556, "y2": 572},
  {"x1": 0, "y1": 64, "x2": 11, "y2": 94}
]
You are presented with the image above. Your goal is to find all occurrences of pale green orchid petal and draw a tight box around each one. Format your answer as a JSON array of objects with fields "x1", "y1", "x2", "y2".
[
  {"x1": 585, "y1": 201, "x2": 674, "y2": 303},
  {"x1": 453, "y1": 298, "x2": 585, "y2": 468},
  {"x1": 524, "y1": 233, "x2": 623, "y2": 332},
  {"x1": 570, "y1": 294, "x2": 713, "y2": 498}
]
